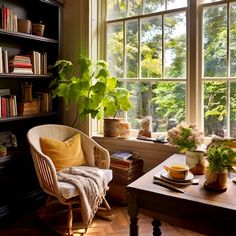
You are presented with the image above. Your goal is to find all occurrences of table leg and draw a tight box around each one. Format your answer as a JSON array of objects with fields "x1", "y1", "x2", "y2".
[
  {"x1": 152, "y1": 219, "x2": 162, "y2": 236},
  {"x1": 127, "y1": 191, "x2": 139, "y2": 236}
]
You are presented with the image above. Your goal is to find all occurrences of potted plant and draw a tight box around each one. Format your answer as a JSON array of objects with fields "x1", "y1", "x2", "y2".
[
  {"x1": 50, "y1": 55, "x2": 132, "y2": 137},
  {"x1": 204, "y1": 138, "x2": 236, "y2": 192},
  {"x1": 167, "y1": 122, "x2": 206, "y2": 174}
]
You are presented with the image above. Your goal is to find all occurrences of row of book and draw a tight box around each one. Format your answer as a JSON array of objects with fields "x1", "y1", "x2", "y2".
[
  {"x1": 0, "y1": 89, "x2": 53, "y2": 117},
  {"x1": 0, "y1": 48, "x2": 48, "y2": 75},
  {"x1": 0, "y1": 4, "x2": 18, "y2": 32},
  {"x1": 0, "y1": 94, "x2": 17, "y2": 118}
]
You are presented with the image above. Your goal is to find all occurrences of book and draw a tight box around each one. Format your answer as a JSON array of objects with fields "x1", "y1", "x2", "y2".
[
  {"x1": 0, "y1": 47, "x2": 3, "y2": 73},
  {"x1": 111, "y1": 154, "x2": 141, "y2": 168},
  {"x1": 2, "y1": 50, "x2": 8, "y2": 73},
  {"x1": 111, "y1": 151, "x2": 134, "y2": 160},
  {"x1": 153, "y1": 171, "x2": 193, "y2": 193},
  {"x1": 9, "y1": 67, "x2": 33, "y2": 74}
]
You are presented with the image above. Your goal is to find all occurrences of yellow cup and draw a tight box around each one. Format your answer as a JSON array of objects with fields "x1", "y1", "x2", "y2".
[{"x1": 164, "y1": 164, "x2": 189, "y2": 180}]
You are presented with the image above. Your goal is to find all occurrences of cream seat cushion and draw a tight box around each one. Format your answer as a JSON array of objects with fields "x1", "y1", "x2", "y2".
[{"x1": 59, "y1": 168, "x2": 113, "y2": 199}]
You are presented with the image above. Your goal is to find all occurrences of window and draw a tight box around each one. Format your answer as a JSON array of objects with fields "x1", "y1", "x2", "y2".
[
  {"x1": 202, "y1": 1, "x2": 236, "y2": 137},
  {"x1": 106, "y1": 0, "x2": 187, "y2": 133},
  {"x1": 104, "y1": 0, "x2": 236, "y2": 138}
]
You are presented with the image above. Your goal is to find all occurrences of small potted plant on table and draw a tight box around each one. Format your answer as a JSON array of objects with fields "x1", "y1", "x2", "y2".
[
  {"x1": 204, "y1": 138, "x2": 236, "y2": 192},
  {"x1": 51, "y1": 55, "x2": 132, "y2": 137}
]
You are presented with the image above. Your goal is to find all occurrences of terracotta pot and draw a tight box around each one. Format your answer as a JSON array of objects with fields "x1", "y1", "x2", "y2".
[
  {"x1": 32, "y1": 23, "x2": 45, "y2": 37},
  {"x1": 204, "y1": 168, "x2": 228, "y2": 192},
  {"x1": 103, "y1": 118, "x2": 120, "y2": 137},
  {"x1": 186, "y1": 150, "x2": 206, "y2": 175}
]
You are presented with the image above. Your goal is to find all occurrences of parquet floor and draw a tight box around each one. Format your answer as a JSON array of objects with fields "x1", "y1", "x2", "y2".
[{"x1": 0, "y1": 202, "x2": 204, "y2": 236}]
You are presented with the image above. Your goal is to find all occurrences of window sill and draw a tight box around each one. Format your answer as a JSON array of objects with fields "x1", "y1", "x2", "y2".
[{"x1": 92, "y1": 135, "x2": 177, "y2": 172}]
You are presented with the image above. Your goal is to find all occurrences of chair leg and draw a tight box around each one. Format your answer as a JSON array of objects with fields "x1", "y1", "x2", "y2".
[
  {"x1": 96, "y1": 197, "x2": 113, "y2": 221},
  {"x1": 102, "y1": 197, "x2": 111, "y2": 211},
  {"x1": 67, "y1": 204, "x2": 73, "y2": 236}
]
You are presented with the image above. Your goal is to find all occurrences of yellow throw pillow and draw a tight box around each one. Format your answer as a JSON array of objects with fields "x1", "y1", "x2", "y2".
[{"x1": 40, "y1": 133, "x2": 86, "y2": 171}]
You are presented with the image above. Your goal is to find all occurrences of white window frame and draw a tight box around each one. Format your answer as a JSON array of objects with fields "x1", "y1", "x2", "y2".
[
  {"x1": 199, "y1": 0, "x2": 236, "y2": 137},
  {"x1": 95, "y1": 0, "x2": 202, "y2": 137}
]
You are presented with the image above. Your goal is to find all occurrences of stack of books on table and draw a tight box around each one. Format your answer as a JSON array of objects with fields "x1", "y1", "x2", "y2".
[
  {"x1": 110, "y1": 151, "x2": 143, "y2": 185},
  {"x1": 9, "y1": 54, "x2": 33, "y2": 74},
  {"x1": 153, "y1": 171, "x2": 196, "y2": 193}
]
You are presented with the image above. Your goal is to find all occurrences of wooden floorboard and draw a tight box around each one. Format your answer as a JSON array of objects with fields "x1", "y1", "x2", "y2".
[{"x1": 0, "y1": 202, "x2": 205, "y2": 236}]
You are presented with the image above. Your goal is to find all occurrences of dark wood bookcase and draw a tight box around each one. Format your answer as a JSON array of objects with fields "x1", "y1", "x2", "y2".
[{"x1": 0, "y1": 0, "x2": 62, "y2": 223}]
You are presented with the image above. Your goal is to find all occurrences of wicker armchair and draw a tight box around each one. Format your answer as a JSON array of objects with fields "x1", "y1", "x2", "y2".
[{"x1": 27, "y1": 124, "x2": 112, "y2": 235}]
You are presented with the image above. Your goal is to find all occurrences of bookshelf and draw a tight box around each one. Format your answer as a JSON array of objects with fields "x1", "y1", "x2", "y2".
[{"x1": 0, "y1": 0, "x2": 62, "y2": 222}]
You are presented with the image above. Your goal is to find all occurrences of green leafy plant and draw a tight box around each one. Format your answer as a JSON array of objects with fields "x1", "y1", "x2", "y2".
[
  {"x1": 206, "y1": 138, "x2": 236, "y2": 172},
  {"x1": 50, "y1": 55, "x2": 132, "y2": 125}
]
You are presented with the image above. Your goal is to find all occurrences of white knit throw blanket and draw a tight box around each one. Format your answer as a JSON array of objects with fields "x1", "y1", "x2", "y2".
[{"x1": 57, "y1": 166, "x2": 108, "y2": 227}]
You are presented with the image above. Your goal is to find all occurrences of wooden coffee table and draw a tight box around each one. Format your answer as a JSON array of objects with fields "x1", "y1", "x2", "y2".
[{"x1": 127, "y1": 154, "x2": 236, "y2": 236}]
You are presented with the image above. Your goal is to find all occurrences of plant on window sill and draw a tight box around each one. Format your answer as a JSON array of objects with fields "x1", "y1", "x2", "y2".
[{"x1": 50, "y1": 55, "x2": 132, "y2": 134}]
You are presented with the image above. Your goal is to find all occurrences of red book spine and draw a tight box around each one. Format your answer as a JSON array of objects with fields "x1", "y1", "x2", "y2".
[
  {"x1": 9, "y1": 63, "x2": 32, "y2": 68},
  {"x1": 1, "y1": 97, "x2": 6, "y2": 118},
  {"x1": 3, "y1": 7, "x2": 7, "y2": 30}
]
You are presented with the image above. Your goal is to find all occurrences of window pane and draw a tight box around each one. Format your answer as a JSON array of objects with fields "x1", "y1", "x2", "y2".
[
  {"x1": 107, "y1": 23, "x2": 124, "y2": 78},
  {"x1": 204, "y1": 82, "x2": 227, "y2": 137},
  {"x1": 230, "y1": 82, "x2": 236, "y2": 137},
  {"x1": 144, "y1": 0, "x2": 164, "y2": 14},
  {"x1": 230, "y1": 3, "x2": 236, "y2": 77},
  {"x1": 127, "y1": 82, "x2": 185, "y2": 132},
  {"x1": 203, "y1": 5, "x2": 227, "y2": 77},
  {"x1": 107, "y1": 0, "x2": 127, "y2": 20},
  {"x1": 126, "y1": 20, "x2": 138, "y2": 78},
  {"x1": 167, "y1": 0, "x2": 187, "y2": 10},
  {"x1": 141, "y1": 16, "x2": 162, "y2": 78},
  {"x1": 164, "y1": 12, "x2": 186, "y2": 79},
  {"x1": 128, "y1": 0, "x2": 142, "y2": 16}
]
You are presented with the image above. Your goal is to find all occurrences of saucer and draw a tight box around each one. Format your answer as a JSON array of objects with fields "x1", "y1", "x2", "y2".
[{"x1": 161, "y1": 171, "x2": 194, "y2": 182}]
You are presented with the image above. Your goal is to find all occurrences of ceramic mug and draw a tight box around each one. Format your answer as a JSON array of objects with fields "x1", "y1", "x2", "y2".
[{"x1": 164, "y1": 164, "x2": 189, "y2": 180}]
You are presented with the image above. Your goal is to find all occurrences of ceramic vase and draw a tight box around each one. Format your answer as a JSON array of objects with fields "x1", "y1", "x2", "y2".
[
  {"x1": 204, "y1": 168, "x2": 228, "y2": 192},
  {"x1": 186, "y1": 150, "x2": 206, "y2": 175}
]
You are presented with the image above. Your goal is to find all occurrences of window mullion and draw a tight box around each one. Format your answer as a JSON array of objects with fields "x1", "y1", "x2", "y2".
[
  {"x1": 227, "y1": 81, "x2": 231, "y2": 137},
  {"x1": 162, "y1": 15, "x2": 165, "y2": 79},
  {"x1": 138, "y1": 18, "x2": 141, "y2": 79},
  {"x1": 227, "y1": 2, "x2": 230, "y2": 137},
  {"x1": 123, "y1": 21, "x2": 126, "y2": 79}
]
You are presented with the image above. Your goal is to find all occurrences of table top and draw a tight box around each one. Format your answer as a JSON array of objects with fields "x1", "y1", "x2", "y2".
[{"x1": 127, "y1": 154, "x2": 236, "y2": 212}]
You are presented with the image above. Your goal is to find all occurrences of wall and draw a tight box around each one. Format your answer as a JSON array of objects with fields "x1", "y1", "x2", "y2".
[{"x1": 61, "y1": 0, "x2": 91, "y2": 134}]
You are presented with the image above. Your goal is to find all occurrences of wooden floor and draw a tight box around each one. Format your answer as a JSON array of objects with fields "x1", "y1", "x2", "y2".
[{"x1": 0, "y1": 202, "x2": 205, "y2": 236}]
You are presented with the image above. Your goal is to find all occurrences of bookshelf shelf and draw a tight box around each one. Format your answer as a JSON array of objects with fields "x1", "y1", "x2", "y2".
[
  {"x1": 0, "y1": 73, "x2": 54, "y2": 79},
  {"x1": 0, "y1": 0, "x2": 61, "y2": 222},
  {"x1": 0, "y1": 29, "x2": 59, "y2": 44},
  {"x1": 0, "y1": 111, "x2": 58, "y2": 123}
]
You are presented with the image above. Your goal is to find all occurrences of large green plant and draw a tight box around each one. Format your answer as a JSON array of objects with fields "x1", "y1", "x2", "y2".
[{"x1": 50, "y1": 55, "x2": 132, "y2": 123}]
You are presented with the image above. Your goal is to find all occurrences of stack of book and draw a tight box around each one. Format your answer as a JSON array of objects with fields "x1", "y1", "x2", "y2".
[
  {"x1": 17, "y1": 99, "x2": 40, "y2": 116},
  {"x1": 110, "y1": 151, "x2": 143, "y2": 185},
  {"x1": 9, "y1": 55, "x2": 33, "y2": 74}
]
